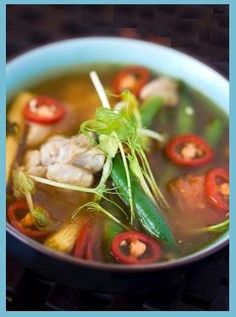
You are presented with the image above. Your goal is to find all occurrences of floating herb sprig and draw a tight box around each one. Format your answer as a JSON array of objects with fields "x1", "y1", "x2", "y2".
[{"x1": 12, "y1": 169, "x2": 54, "y2": 230}]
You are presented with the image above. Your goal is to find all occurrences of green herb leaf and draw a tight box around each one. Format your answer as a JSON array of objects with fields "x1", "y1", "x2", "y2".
[
  {"x1": 120, "y1": 90, "x2": 141, "y2": 124},
  {"x1": 99, "y1": 134, "x2": 118, "y2": 158},
  {"x1": 12, "y1": 169, "x2": 36, "y2": 197},
  {"x1": 97, "y1": 157, "x2": 113, "y2": 189},
  {"x1": 80, "y1": 107, "x2": 137, "y2": 142},
  {"x1": 128, "y1": 151, "x2": 155, "y2": 204},
  {"x1": 72, "y1": 202, "x2": 129, "y2": 230}
]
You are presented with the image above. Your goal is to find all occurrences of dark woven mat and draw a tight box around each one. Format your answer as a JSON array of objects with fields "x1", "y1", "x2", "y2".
[{"x1": 7, "y1": 5, "x2": 228, "y2": 77}]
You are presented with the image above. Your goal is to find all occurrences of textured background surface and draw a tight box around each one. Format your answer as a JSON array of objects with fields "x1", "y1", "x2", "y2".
[
  {"x1": 7, "y1": 4, "x2": 229, "y2": 77},
  {"x1": 6, "y1": 4, "x2": 229, "y2": 311}
]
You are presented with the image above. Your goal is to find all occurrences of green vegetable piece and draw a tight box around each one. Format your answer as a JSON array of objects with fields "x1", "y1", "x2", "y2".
[
  {"x1": 203, "y1": 118, "x2": 224, "y2": 147},
  {"x1": 160, "y1": 84, "x2": 194, "y2": 186},
  {"x1": 176, "y1": 84, "x2": 195, "y2": 133},
  {"x1": 198, "y1": 218, "x2": 229, "y2": 233},
  {"x1": 12, "y1": 169, "x2": 36, "y2": 197},
  {"x1": 104, "y1": 221, "x2": 124, "y2": 246},
  {"x1": 31, "y1": 206, "x2": 53, "y2": 230},
  {"x1": 103, "y1": 220, "x2": 125, "y2": 262},
  {"x1": 140, "y1": 97, "x2": 163, "y2": 127},
  {"x1": 111, "y1": 155, "x2": 176, "y2": 249}
]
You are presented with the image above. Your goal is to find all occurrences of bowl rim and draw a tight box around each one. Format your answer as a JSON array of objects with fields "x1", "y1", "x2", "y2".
[{"x1": 6, "y1": 36, "x2": 229, "y2": 272}]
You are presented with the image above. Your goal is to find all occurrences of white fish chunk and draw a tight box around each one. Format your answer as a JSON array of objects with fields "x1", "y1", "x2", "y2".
[
  {"x1": 23, "y1": 150, "x2": 47, "y2": 177},
  {"x1": 71, "y1": 147, "x2": 106, "y2": 173},
  {"x1": 40, "y1": 136, "x2": 66, "y2": 166},
  {"x1": 40, "y1": 134, "x2": 92, "y2": 166},
  {"x1": 71, "y1": 134, "x2": 92, "y2": 149},
  {"x1": 47, "y1": 163, "x2": 94, "y2": 187},
  {"x1": 140, "y1": 77, "x2": 179, "y2": 106}
]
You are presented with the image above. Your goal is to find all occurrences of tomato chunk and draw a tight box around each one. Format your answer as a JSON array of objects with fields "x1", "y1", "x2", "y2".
[
  {"x1": 112, "y1": 66, "x2": 150, "y2": 97},
  {"x1": 111, "y1": 231, "x2": 161, "y2": 264},
  {"x1": 165, "y1": 134, "x2": 213, "y2": 167},
  {"x1": 205, "y1": 168, "x2": 229, "y2": 211},
  {"x1": 169, "y1": 173, "x2": 228, "y2": 227},
  {"x1": 24, "y1": 96, "x2": 65, "y2": 124}
]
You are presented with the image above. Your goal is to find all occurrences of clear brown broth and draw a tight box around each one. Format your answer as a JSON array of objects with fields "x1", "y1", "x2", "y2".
[{"x1": 7, "y1": 64, "x2": 229, "y2": 261}]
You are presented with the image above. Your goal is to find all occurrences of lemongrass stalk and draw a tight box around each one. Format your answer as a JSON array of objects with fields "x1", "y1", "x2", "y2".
[
  {"x1": 25, "y1": 191, "x2": 34, "y2": 213},
  {"x1": 90, "y1": 71, "x2": 110, "y2": 109}
]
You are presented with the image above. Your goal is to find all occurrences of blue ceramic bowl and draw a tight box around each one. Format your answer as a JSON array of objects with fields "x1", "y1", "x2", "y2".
[{"x1": 6, "y1": 37, "x2": 229, "y2": 272}]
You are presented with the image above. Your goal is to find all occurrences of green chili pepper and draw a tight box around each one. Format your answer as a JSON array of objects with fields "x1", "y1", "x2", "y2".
[
  {"x1": 140, "y1": 97, "x2": 163, "y2": 127},
  {"x1": 203, "y1": 118, "x2": 224, "y2": 147},
  {"x1": 111, "y1": 155, "x2": 176, "y2": 249}
]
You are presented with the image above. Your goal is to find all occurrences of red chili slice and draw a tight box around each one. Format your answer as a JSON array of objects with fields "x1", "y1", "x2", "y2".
[
  {"x1": 205, "y1": 168, "x2": 229, "y2": 211},
  {"x1": 7, "y1": 200, "x2": 48, "y2": 238},
  {"x1": 23, "y1": 96, "x2": 65, "y2": 124},
  {"x1": 73, "y1": 221, "x2": 90, "y2": 258},
  {"x1": 111, "y1": 231, "x2": 161, "y2": 264},
  {"x1": 112, "y1": 66, "x2": 150, "y2": 97},
  {"x1": 74, "y1": 219, "x2": 104, "y2": 261},
  {"x1": 165, "y1": 134, "x2": 213, "y2": 167},
  {"x1": 86, "y1": 223, "x2": 104, "y2": 261}
]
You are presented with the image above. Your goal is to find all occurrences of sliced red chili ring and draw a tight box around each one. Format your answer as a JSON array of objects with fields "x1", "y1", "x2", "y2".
[
  {"x1": 165, "y1": 134, "x2": 213, "y2": 167},
  {"x1": 112, "y1": 66, "x2": 150, "y2": 97},
  {"x1": 23, "y1": 96, "x2": 65, "y2": 124},
  {"x1": 111, "y1": 231, "x2": 162, "y2": 264},
  {"x1": 205, "y1": 168, "x2": 229, "y2": 211},
  {"x1": 7, "y1": 200, "x2": 48, "y2": 238}
]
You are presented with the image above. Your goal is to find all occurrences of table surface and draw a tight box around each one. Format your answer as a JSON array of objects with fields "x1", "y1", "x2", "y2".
[{"x1": 7, "y1": 4, "x2": 228, "y2": 77}]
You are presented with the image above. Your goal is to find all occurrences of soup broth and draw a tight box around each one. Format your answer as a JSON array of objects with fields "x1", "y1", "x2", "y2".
[{"x1": 7, "y1": 64, "x2": 229, "y2": 264}]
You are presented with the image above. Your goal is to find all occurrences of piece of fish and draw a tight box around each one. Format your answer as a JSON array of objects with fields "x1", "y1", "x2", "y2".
[
  {"x1": 40, "y1": 136, "x2": 67, "y2": 166},
  {"x1": 23, "y1": 150, "x2": 47, "y2": 177},
  {"x1": 71, "y1": 147, "x2": 106, "y2": 173},
  {"x1": 47, "y1": 163, "x2": 94, "y2": 187},
  {"x1": 40, "y1": 134, "x2": 91, "y2": 166},
  {"x1": 140, "y1": 77, "x2": 179, "y2": 106}
]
